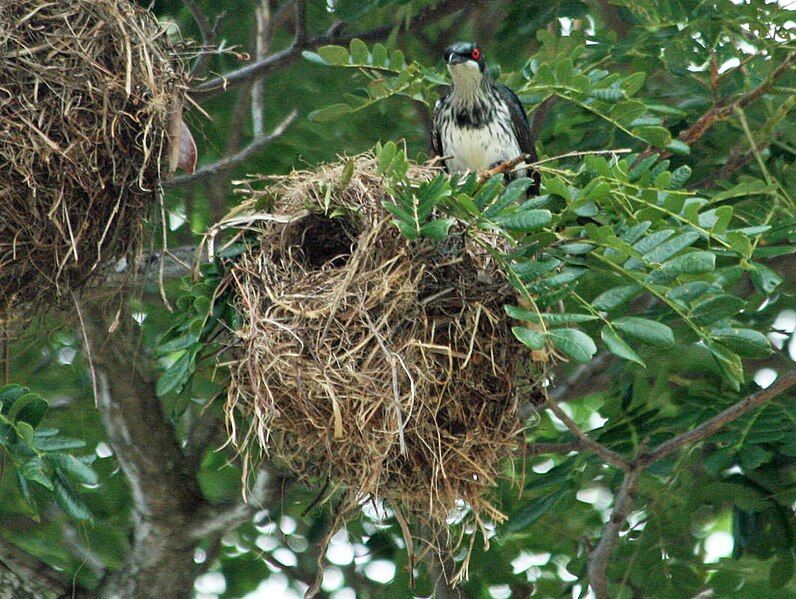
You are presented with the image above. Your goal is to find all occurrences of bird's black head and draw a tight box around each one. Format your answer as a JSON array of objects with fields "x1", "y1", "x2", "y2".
[{"x1": 443, "y1": 42, "x2": 485, "y2": 72}]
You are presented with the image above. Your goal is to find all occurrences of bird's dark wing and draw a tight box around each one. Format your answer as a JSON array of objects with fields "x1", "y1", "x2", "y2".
[
  {"x1": 496, "y1": 84, "x2": 540, "y2": 194},
  {"x1": 430, "y1": 98, "x2": 445, "y2": 167}
]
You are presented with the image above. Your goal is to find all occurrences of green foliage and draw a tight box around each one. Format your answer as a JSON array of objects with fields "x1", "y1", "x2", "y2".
[
  {"x1": 0, "y1": 384, "x2": 96, "y2": 521},
  {"x1": 3, "y1": 0, "x2": 794, "y2": 597}
]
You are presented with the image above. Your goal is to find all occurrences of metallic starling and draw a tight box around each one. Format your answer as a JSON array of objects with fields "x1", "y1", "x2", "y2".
[{"x1": 432, "y1": 42, "x2": 540, "y2": 194}]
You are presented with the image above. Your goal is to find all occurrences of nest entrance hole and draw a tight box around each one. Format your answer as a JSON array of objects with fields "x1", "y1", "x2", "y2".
[{"x1": 289, "y1": 213, "x2": 357, "y2": 269}]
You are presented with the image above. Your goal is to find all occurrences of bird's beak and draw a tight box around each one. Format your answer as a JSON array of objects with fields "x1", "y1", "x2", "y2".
[{"x1": 447, "y1": 54, "x2": 466, "y2": 66}]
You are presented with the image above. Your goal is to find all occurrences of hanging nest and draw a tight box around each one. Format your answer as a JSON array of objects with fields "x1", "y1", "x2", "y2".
[
  {"x1": 219, "y1": 153, "x2": 545, "y2": 573},
  {"x1": 0, "y1": 0, "x2": 189, "y2": 320}
]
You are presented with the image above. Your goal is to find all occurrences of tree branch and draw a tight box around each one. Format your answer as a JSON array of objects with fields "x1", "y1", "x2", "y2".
[
  {"x1": 587, "y1": 466, "x2": 642, "y2": 599},
  {"x1": 183, "y1": 0, "x2": 220, "y2": 78},
  {"x1": 80, "y1": 301, "x2": 207, "y2": 598},
  {"x1": 0, "y1": 537, "x2": 89, "y2": 598},
  {"x1": 545, "y1": 398, "x2": 630, "y2": 470},
  {"x1": 170, "y1": 109, "x2": 298, "y2": 185},
  {"x1": 638, "y1": 372, "x2": 796, "y2": 467},
  {"x1": 188, "y1": 469, "x2": 274, "y2": 540},
  {"x1": 638, "y1": 51, "x2": 796, "y2": 161},
  {"x1": 192, "y1": 0, "x2": 470, "y2": 97}
]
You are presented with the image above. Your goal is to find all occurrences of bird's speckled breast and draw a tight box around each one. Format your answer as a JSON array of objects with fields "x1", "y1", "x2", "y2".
[{"x1": 436, "y1": 92, "x2": 526, "y2": 178}]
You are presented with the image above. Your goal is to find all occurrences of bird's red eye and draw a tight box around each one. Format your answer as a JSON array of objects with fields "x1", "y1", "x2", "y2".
[{"x1": 471, "y1": 48, "x2": 481, "y2": 60}]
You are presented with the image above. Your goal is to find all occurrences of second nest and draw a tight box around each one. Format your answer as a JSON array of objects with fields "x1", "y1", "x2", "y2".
[{"x1": 224, "y1": 154, "x2": 536, "y2": 530}]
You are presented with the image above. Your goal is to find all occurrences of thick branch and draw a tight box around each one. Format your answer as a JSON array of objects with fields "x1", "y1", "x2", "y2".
[
  {"x1": 81, "y1": 302, "x2": 206, "y2": 599},
  {"x1": 639, "y1": 372, "x2": 796, "y2": 467},
  {"x1": 171, "y1": 109, "x2": 298, "y2": 185},
  {"x1": 0, "y1": 538, "x2": 89, "y2": 598},
  {"x1": 587, "y1": 467, "x2": 642, "y2": 599},
  {"x1": 193, "y1": 0, "x2": 470, "y2": 97}
]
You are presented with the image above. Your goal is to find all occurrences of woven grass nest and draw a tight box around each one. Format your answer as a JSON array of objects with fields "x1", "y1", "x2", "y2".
[
  {"x1": 221, "y1": 154, "x2": 544, "y2": 566},
  {"x1": 0, "y1": 0, "x2": 188, "y2": 319}
]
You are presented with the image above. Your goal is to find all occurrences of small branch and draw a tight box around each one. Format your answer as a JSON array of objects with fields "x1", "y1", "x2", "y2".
[
  {"x1": 188, "y1": 468, "x2": 273, "y2": 540},
  {"x1": 525, "y1": 441, "x2": 582, "y2": 456},
  {"x1": 638, "y1": 51, "x2": 795, "y2": 162},
  {"x1": 587, "y1": 466, "x2": 642, "y2": 599},
  {"x1": 193, "y1": 0, "x2": 470, "y2": 97},
  {"x1": 183, "y1": 0, "x2": 221, "y2": 78},
  {"x1": 477, "y1": 148, "x2": 631, "y2": 184},
  {"x1": 170, "y1": 109, "x2": 297, "y2": 185},
  {"x1": 638, "y1": 372, "x2": 796, "y2": 467},
  {"x1": 293, "y1": 0, "x2": 308, "y2": 47},
  {"x1": 545, "y1": 398, "x2": 630, "y2": 470}
]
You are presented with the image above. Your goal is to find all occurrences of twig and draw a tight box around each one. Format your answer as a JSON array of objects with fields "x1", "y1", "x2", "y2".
[
  {"x1": 477, "y1": 148, "x2": 631, "y2": 184},
  {"x1": 171, "y1": 109, "x2": 297, "y2": 184},
  {"x1": 525, "y1": 441, "x2": 582, "y2": 456},
  {"x1": 545, "y1": 398, "x2": 630, "y2": 470},
  {"x1": 182, "y1": 0, "x2": 219, "y2": 78},
  {"x1": 193, "y1": 0, "x2": 471, "y2": 97},
  {"x1": 188, "y1": 468, "x2": 273, "y2": 540},
  {"x1": 638, "y1": 372, "x2": 796, "y2": 467},
  {"x1": 587, "y1": 466, "x2": 642, "y2": 599},
  {"x1": 636, "y1": 51, "x2": 796, "y2": 162}
]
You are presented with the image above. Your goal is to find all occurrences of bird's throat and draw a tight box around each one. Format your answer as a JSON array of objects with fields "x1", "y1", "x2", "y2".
[{"x1": 449, "y1": 69, "x2": 490, "y2": 109}]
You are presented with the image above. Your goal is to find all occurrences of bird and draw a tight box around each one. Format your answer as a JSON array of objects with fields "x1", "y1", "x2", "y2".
[{"x1": 431, "y1": 42, "x2": 540, "y2": 194}]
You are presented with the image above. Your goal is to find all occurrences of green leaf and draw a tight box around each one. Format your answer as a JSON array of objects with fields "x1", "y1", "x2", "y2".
[
  {"x1": 0, "y1": 384, "x2": 26, "y2": 413},
  {"x1": 419, "y1": 218, "x2": 455, "y2": 241},
  {"x1": 493, "y1": 209, "x2": 552, "y2": 231},
  {"x1": 308, "y1": 103, "x2": 354, "y2": 122},
  {"x1": 711, "y1": 328, "x2": 771, "y2": 358},
  {"x1": 473, "y1": 175, "x2": 504, "y2": 209},
  {"x1": 8, "y1": 393, "x2": 48, "y2": 427},
  {"x1": 48, "y1": 454, "x2": 98, "y2": 486},
  {"x1": 156, "y1": 351, "x2": 195, "y2": 397},
  {"x1": 633, "y1": 125, "x2": 671, "y2": 147},
  {"x1": 316, "y1": 45, "x2": 350, "y2": 65},
  {"x1": 648, "y1": 251, "x2": 716, "y2": 283},
  {"x1": 670, "y1": 165, "x2": 692, "y2": 188},
  {"x1": 21, "y1": 457, "x2": 53, "y2": 490},
  {"x1": 349, "y1": 39, "x2": 369, "y2": 63},
  {"x1": 505, "y1": 488, "x2": 569, "y2": 534},
  {"x1": 157, "y1": 333, "x2": 200, "y2": 355},
  {"x1": 506, "y1": 305, "x2": 598, "y2": 325},
  {"x1": 53, "y1": 476, "x2": 91, "y2": 520},
  {"x1": 661, "y1": 251, "x2": 716, "y2": 275},
  {"x1": 35, "y1": 436, "x2": 86, "y2": 452},
  {"x1": 484, "y1": 178, "x2": 534, "y2": 217},
  {"x1": 613, "y1": 317, "x2": 675, "y2": 347},
  {"x1": 642, "y1": 232, "x2": 700, "y2": 264},
  {"x1": 512, "y1": 326, "x2": 546, "y2": 350},
  {"x1": 750, "y1": 262, "x2": 782, "y2": 294},
  {"x1": 601, "y1": 327, "x2": 645, "y2": 367},
  {"x1": 301, "y1": 50, "x2": 328, "y2": 66},
  {"x1": 547, "y1": 328, "x2": 597, "y2": 363},
  {"x1": 710, "y1": 343, "x2": 744, "y2": 387},
  {"x1": 666, "y1": 139, "x2": 690, "y2": 155},
  {"x1": 591, "y1": 284, "x2": 642, "y2": 311},
  {"x1": 692, "y1": 295, "x2": 745, "y2": 325},
  {"x1": 377, "y1": 141, "x2": 398, "y2": 175}
]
